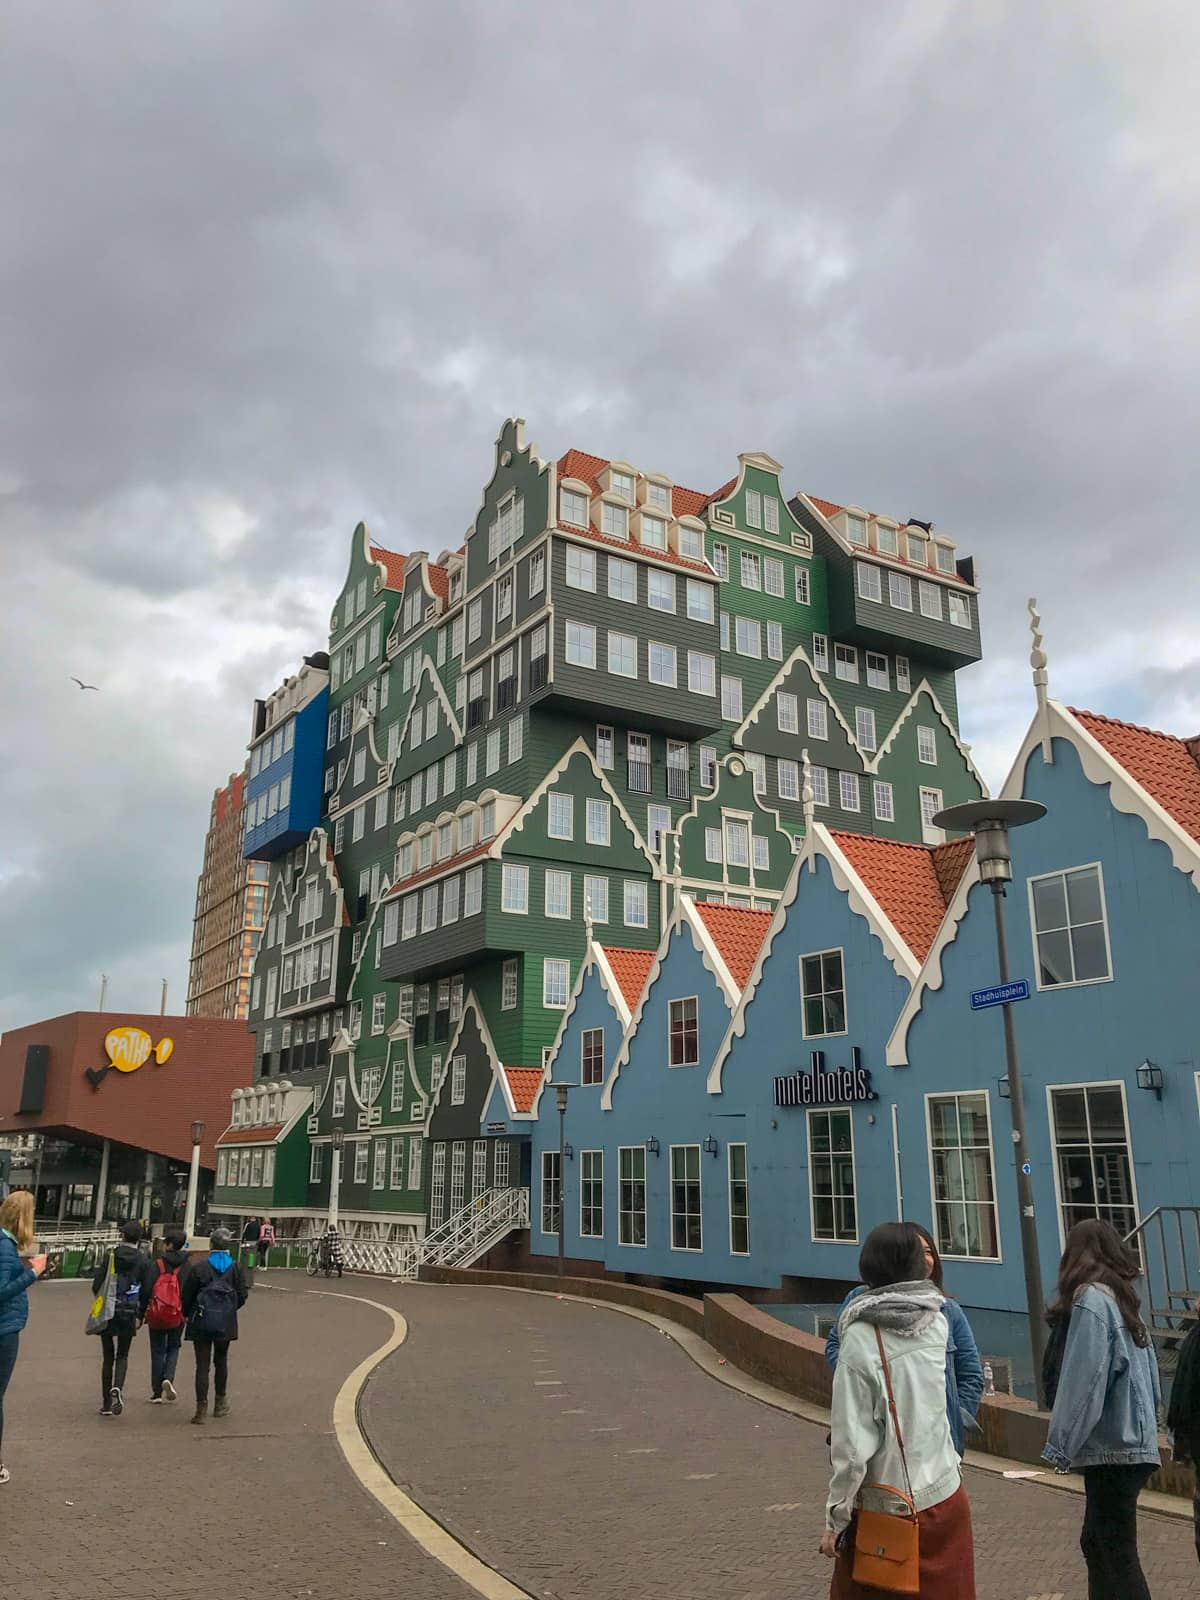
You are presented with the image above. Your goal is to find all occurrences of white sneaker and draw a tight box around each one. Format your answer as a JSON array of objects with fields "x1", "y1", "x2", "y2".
[
  {"x1": 0, "y1": 1464, "x2": 10, "y2": 1484},
  {"x1": 149, "y1": 1395, "x2": 165, "y2": 1405},
  {"x1": 162, "y1": 1379, "x2": 178, "y2": 1403}
]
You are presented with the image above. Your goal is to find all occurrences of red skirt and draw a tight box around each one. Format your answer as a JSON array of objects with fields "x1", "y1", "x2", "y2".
[{"x1": 830, "y1": 1485, "x2": 975, "y2": 1600}]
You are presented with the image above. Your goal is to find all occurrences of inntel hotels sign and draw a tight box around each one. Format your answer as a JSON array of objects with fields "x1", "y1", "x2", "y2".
[{"x1": 774, "y1": 1047, "x2": 877, "y2": 1108}]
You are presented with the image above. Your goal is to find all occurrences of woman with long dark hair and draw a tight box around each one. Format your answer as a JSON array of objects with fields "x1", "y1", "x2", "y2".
[
  {"x1": 819, "y1": 1221, "x2": 975, "y2": 1597},
  {"x1": 826, "y1": 1220, "x2": 985, "y2": 1455},
  {"x1": 1043, "y1": 1218, "x2": 1161, "y2": 1600}
]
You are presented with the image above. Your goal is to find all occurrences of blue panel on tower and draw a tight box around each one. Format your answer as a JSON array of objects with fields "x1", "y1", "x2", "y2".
[{"x1": 243, "y1": 687, "x2": 329, "y2": 860}]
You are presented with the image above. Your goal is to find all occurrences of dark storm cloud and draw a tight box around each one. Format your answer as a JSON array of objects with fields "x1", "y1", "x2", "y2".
[{"x1": 1, "y1": 0, "x2": 1196, "y2": 1024}]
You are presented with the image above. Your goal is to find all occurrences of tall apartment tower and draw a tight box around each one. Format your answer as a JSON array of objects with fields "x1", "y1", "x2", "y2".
[
  {"x1": 186, "y1": 771, "x2": 269, "y2": 1020},
  {"x1": 215, "y1": 419, "x2": 984, "y2": 1241}
]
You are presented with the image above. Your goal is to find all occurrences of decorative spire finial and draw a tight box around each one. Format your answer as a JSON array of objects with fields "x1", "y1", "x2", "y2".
[{"x1": 1028, "y1": 597, "x2": 1049, "y2": 708}]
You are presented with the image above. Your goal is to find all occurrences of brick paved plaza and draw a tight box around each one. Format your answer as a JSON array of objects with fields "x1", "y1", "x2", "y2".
[{"x1": 7, "y1": 1277, "x2": 1196, "y2": 1599}]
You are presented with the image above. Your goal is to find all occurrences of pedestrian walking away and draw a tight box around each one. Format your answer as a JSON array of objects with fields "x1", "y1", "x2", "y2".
[
  {"x1": 182, "y1": 1227, "x2": 248, "y2": 1424},
  {"x1": 91, "y1": 1220, "x2": 153, "y2": 1418},
  {"x1": 820, "y1": 1220, "x2": 976, "y2": 1599},
  {"x1": 825, "y1": 1220, "x2": 985, "y2": 1456},
  {"x1": 1042, "y1": 1218, "x2": 1162, "y2": 1600},
  {"x1": 256, "y1": 1216, "x2": 275, "y2": 1271},
  {"x1": 143, "y1": 1226, "x2": 190, "y2": 1404},
  {"x1": 0, "y1": 1191, "x2": 48, "y2": 1485},
  {"x1": 1165, "y1": 1294, "x2": 1200, "y2": 1567}
]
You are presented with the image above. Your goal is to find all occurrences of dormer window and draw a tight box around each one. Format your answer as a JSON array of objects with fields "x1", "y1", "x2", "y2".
[
  {"x1": 459, "y1": 809, "x2": 476, "y2": 850},
  {"x1": 480, "y1": 800, "x2": 497, "y2": 840},
  {"x1": 905, "y1": 531, "x2": 927, "y2": 566},
  {"x1": 561, "y1": 488, "x2": 589, "y2": 527},
  {"x1": 677, "y1": 522, "x2": 704, "y2": 560},
  {"x1": 601, "y1": 502, "x2": 628, "y2": 538},
  {"x1": 846, "y1": 513, "x2": 868, "y2": 547},
  {"x1": 610, "y1": 470, "x2": 635, "y2": 502},
  {"x1": 449, "y1": 572, "x2": 463, "y2": 602},
  {"x1": 935, "y1": 542, "x2": 956, "y2": 576},
  {"x1": 438, "y1": 821, "x2": 453, "y2": 859},
  {"x1": 646, "y1": 481, "x2": 671, "y2": 512},
  {"x1": 419, "y1": 832, "x2": 433, "y2": 870},
  {"x1": 641, "y1": 514, "x2": 667, "y2": 551},
  {"x1": 874, "y1": 521, "x2": 898, "y2": 556}
]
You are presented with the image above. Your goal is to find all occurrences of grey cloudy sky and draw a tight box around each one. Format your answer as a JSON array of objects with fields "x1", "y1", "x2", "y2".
[{"x1": 2, "y1": 1, "x2": 1196, "y2": 1028}]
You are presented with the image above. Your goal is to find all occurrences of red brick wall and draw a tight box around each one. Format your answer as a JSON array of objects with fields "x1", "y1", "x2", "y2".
[{"x1": 0, "y1": 1011, "x2": 254, "y2": 1168}]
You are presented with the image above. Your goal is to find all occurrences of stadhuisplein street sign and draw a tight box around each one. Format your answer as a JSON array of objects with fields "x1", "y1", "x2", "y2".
[{"x1": 970, "y1": 979, "x2": 1031, "y2": 1011}]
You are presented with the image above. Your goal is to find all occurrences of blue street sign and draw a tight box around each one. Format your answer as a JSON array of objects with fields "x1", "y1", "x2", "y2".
[
  {"x1": 1022, "y1": 1162, "x2": 1032, "y2": 1175},
  {"x1": 970, "y1": 979, "x2": 1031, "y2": 1010}
]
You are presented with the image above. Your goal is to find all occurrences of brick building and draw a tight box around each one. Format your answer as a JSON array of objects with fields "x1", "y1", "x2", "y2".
[{"x1": 187, "y1": 770, "x2": 269, "y2": 1020}]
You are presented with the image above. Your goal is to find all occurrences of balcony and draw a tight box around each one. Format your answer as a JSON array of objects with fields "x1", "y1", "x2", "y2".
[
  {"x1": 627, "y1": 759, "x2": 652, "y2": 794},
  {"x1": 667, "y1": 765, "x2": 691, "y2": 801},
  {"x1": 496, "y1": 676, "x2": 517, "y2": 712},
  {"x1": 467, "y1": 697, "x2": 488, "y2": 731},
  {"x1": 530, "y1": 656, "x2": 548, "y2": 692}
]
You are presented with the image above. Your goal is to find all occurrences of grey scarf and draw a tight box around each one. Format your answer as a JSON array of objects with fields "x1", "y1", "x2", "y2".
[{"x1": 838, "y1": 1280, "x2": 944, "y2": 1340}]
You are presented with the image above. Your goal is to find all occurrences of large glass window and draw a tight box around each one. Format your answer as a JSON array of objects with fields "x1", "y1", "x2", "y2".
[
  {"x1": 670, "y1": 1145, "x2": 702, "y2": 1251},
  {"x1": 928, "y1": 1092, "x2": 1000, "y2": 1259},
  {"x1": 728, "y1": 1144, "x2": 749, "y2": 1255},
  {"x1": 1050, "y1": 1085, "x2": 1137, "y2": 1238},
  {"x1": 800, "y1": 949, "x2": 846, "y2": 1037},
  {"x1": 566, "y1": 546, "x2": 596, "y2": 591},
  {"x1": 619, "y1": 1147, "x2": 647, "y2": 1246},
  {"x1": 541, "y1": 1149, "x2": 561, "y2": 1235},
  {"x1": 1030, "y1": 865, "x2": 1111, "y2": 988},
  {"x1": 580, "y1": 1150, "x2": 604, "y2": 1237},
  {"x1": 808, "y1": 1110, "x2": 856, "y2": 1242},
  {"x1": 668, "y1": 997, "x2": 699, "y2": 1067}
]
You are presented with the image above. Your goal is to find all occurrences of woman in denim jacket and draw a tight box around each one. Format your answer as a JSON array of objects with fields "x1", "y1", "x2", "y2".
[
  {"x1": 1043, "y1": 1219, "x2": 1161, "y2": 1600},
  {"x1": 826, "y1": 1223, "x2": 985, "y2": 1456}
]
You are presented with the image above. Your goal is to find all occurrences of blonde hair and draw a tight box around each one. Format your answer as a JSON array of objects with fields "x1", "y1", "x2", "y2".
[{"x1": 0, "y1": 1191, "x2": 36, "y2": 1252}]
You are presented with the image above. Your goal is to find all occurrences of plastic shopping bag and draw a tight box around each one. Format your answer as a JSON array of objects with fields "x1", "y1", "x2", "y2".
[{"x1": 85, "y1": 1251, "x2": 117, "y2": 1335}]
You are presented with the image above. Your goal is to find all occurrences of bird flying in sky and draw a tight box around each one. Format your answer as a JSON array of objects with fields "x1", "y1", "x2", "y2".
[{"x1": 71, "y1": 677, "x2": 100, "y2": 691}]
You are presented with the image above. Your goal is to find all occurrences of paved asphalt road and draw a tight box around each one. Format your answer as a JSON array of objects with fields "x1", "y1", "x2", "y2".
[{"x1": 7, "y1": 1274, "x2": 1196, "y2": 1600}]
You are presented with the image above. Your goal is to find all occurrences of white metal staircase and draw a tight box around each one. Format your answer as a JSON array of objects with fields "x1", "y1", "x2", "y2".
[
  {"x1": 334, "y1": 1187, "x2": 529, "y2": 1280},
  {"x1": 421, "y1": 1186, "x2": 529, "y2": 1269}
]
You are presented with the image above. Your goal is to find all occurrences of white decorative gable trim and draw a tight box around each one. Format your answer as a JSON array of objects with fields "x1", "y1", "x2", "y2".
[
  {"x1": 883, "y1": 855, "x2": 980, "y2": 1068},
  {"x1": 497, "y1": 736, "x2": 660, "y2": 873},
  {"x1": 869, "y1": 679, "x2": 986, "y2": 788},
  {"x1": 423, "y1": 991, "x2": 501, "y2": 1132},
  {"x1": 732, "y1": 642, "x2": 862, "y2": 760}
]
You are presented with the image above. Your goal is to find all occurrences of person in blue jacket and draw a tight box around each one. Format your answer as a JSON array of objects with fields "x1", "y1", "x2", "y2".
[
  {"x1": 0, "y1": 1191, "x2": 48, "y2": 1486},
  {"x1": 825, "y1": 1220, "x2": 984, "y2": 1455}
]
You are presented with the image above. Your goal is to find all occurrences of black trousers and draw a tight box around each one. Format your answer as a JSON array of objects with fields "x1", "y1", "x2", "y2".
[
  {"x1": 100, "y1": 1325, "x2": 134, "y2": 1405},
  {"x1": 193, "y1": 1334, "x2": 231, "y2": 1405},
  {"x1": 0, "y1": 1331, "x2": 19, "y2": 1455},
  {"x1": 1080, "y1": 1463, "x2": 1156, "y2": 1600}
]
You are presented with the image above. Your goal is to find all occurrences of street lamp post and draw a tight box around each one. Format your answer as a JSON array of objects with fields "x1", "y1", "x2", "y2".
[
  {"x1": 329, "y1": 1128, "x2": 344, "y2": 1233},
  {"x1": 183, "y1": 1120, "x2": 205, "y2": 1240},
  {"x1": 934, "y1": 798, "x2": 1050, "y2": 1407},
  {"x1": 554, "y1": 1083, "x2": 572, "y2": 1278}
]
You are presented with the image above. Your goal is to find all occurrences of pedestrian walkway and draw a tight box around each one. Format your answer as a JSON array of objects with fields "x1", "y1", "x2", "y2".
[
  {"x1": 351, "y1": 1280, "x2": 1197, "y2": 1600},
  {"x1": 5, "y1": 1281, "x2": 472, "y2": 1600}
]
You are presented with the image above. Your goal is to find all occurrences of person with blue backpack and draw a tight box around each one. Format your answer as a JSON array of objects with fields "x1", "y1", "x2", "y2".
[
  {"x1": 181, "y1": 1227, "x2": 248, "y2": 1424},
  {"x1": 91, "y1": 1220, "x2": 153, "y2": 1417}
]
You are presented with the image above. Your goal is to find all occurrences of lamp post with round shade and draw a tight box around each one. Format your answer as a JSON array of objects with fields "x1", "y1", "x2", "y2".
[
  {"x1": 329, "y1": 1128, "x2": 345, "y2": 1233},
  {"x1": 183, "y1": 1120, "x2": 205, "y2": 1240},
  {"x1": 554, "y1": 1084, "x2": 575, "y2": 1278},
  {"x1": 933, "y1": 797, "x2": 1049, "y2": 1406}
]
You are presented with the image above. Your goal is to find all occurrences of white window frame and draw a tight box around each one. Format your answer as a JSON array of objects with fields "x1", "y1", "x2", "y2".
[
  {"x1": 856, "y1": 563, "x2": 882, "y2": 603},
  {"x1": 807, "y1": 1107, "x2": 858, "y2": 1245},
  {"x1": 502, "y1": 863, "x2": 529, "y2": 914},
  {"x1": 917, "y1": 725, "x2": 937, "y2": 765},
  {"x1": 579, "y1": 1149, "x2": 604, "y2": 1239},
  {"x1": 924, "y1": 1091, "x2": 1003, "y2": 1262},
  {"x1": 1027, "y1": 862, "x2": 1114, "y2": 992},
  {"x1": 547, "y1": 791, "x2": 574, "y2": 840},
  {"x1": 669, "y1": 1144, "x2": 703, "y2": 1253},
  {"x1": 727, "y1": 1142, "x2": 750, "y2": 1256},
  {"x1": 544, "y1": 868, "x2": 572, "y2": 920},
  {"x1": 872, "y1": 780, "x2": 895, "y2": 822},
  {"x1": 799, "y1": 946, "x2": 847, "y2": 1040},
  {"x1": 618, "y1": 1145, "x2": 648, "y2": 1248},
  {"x1": 543, "y1": 957, "x2": 571, "y2": 1009},
  {"x1": 1045, "y1": 1079, "x2": 1140, "y2": 1251}
]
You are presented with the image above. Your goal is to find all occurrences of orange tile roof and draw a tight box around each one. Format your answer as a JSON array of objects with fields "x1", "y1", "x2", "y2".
[
  {"x1": 930, "y1": 836, "x2": 975, "y2": 904},
  {"x1": 382, "y1": 840, "x2": 493, "y2": 899},
  {"x1": 369, "y1": 544, "x2": 408, "y2": 591},
  {"x1": 217, "y1": 1123, "x2": 286, "y2": 1147},
  {"x1": 600, "y1": 946, "x2": 656, "y2": 1013},
  {"x1": 1070, "y1": 709, "x2": 1200, "y2": 846},
  {"x1": 807, "y1": 495, "x2": 845, "y2": 520},
  {"x1": 556, "y1": 449, "x2": 718, "y2": 574},
  {"x1": 427, "y1": 563, "x2": 450, "y2": 604},
  {"x1": 800, "y1": 497, "x2": 968, "y2": 586},
  {"x1": 503, "y1": 1066, "x2": 543, "y2": 1113},
  {"x1": 829, "y1": 831, "x2": 967, "y2": 961},
  {"x1": 691, "y1": 903, "x2": 773, "y2": 989}
]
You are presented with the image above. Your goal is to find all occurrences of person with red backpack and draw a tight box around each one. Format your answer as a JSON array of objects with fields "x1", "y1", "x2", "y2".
[
  {"x1": 181, "y1": 1228, "x2": 248, "y2": 1424},
  {"x1": 143, "y1": 1227, "x2": 189, "y2": 1404}
]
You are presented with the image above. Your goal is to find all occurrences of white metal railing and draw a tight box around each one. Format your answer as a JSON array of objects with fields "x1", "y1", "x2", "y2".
[
  {"x1": 38, "y1": 1227, "x2": 120, "y2": 1254},
  {"x1": 421, "y1": 1186, "x2": 529, "y2": 1269},
  {"x1": 340, "y1": 1238, "x2": 422, "y2": 1277}
]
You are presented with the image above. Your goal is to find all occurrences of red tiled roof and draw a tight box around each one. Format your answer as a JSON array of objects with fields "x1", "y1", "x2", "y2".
[
  {"x1": 383, "y1": 840, "x2": 493, "y2": 899},
  {"x1": 830, "y1": 832, "x2": 966, "y2": 962},
  {"x1": 600, "y1": 946, "x2": 656, "y2": 1013},
  {"x1": 217, "y1": 1123, "x2": 286, "y2": 1147},
  {"x1": 800, "y1": 497, "x2": 968, "y2": 586},
  {"x1": 369, "y1": 544, "x2": 408, "y2": 591},
  {"x1": 556, "y1": 521, "x2": 713, "y2": 575},
  {"x1": 807, "y1": 495, "x2": 844, "y2": 520},
  {"x1": 504, "y1": 1067, "x2": 543, "y2": 1113},
  {"x1": 691, "y1": 903, "x2": 773, "y2": 989},
  {"x1": 556, "y1": 448, "x2": 719, "y2": 574},
  {"x1": 1070, "y1": 709, "x2": 1200, "y2": 846},
  {"x1": 427, "y1": 563, "x2": 450, "y2": 604}
]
